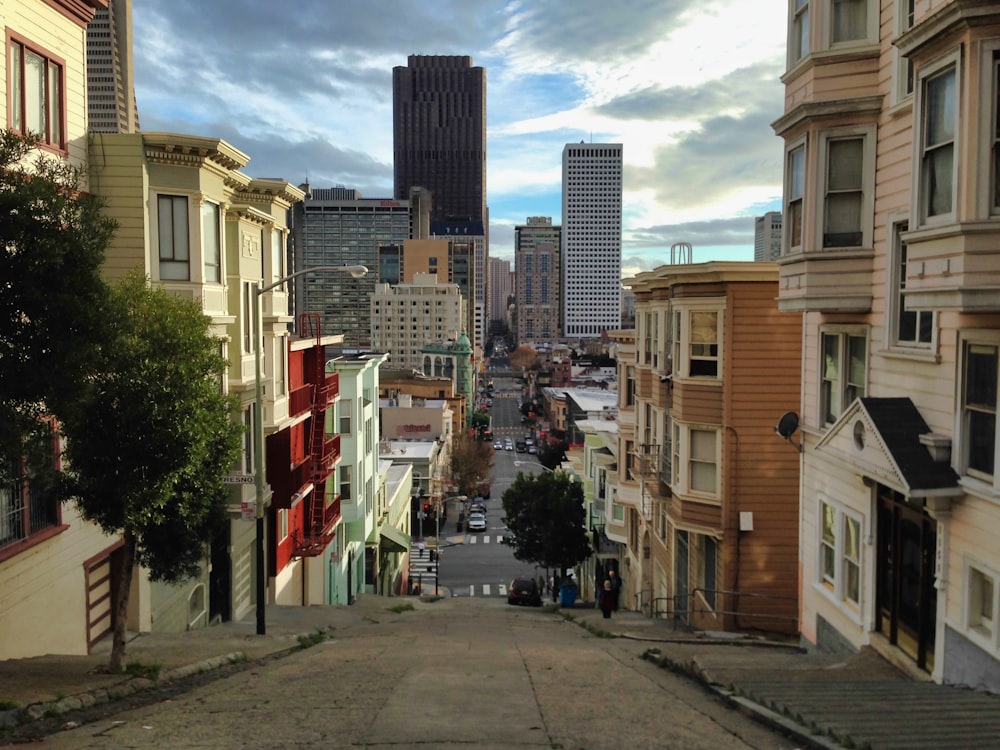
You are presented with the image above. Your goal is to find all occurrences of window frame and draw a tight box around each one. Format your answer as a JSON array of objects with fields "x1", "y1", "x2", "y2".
[
  {"x1": 913, "y1": 52, "x2": 960, "y2": 228},
  {"x1": 826, "y1": 0, "x2": 877, "y2": 48},
  {"x1": 816, "y1": 126, "x2": 876, "y2": 250},
  {"x1": 964, "y1": 560, "x2": 999, "y2": 653},
  {"x1": 817, "y1": 497, "x2": 863, "y2": 614},
  {"x1": 6, "y1": 32, "x2": 66, "y2": 152},
  {"x1": 670, "y1": 422, "x2": 720, "y2": 502},
  {"x1": 886, "y1": 220, "x2": 935, "y2": 354},
  {"x1": 892, "y1": 0, "x2": 916, "y2": 104},
  {"x1": 156, "y1": 193, "x2": 192, "y2": 281},
  {"x1": 979, "y1": 41, "x2": 1000, "y2": 218},
  {"x1": 819, "y1": 327, "x2": 868, "y2": 425},
  {"x1": 788, "y1": 0, "x2": 811, "y2": 66},
  {"x1": 784, "y1": 136, "x2": 808, "y2": 255},
  {"x1": 958, "y1": 333, "x2": 999, "y2": 487},
  {"x1": 672, "y1": 300, "x2": 725, "y2": 382},
  {"x1": 202, "y1": 201, "x2": 221, "y2": 283}
]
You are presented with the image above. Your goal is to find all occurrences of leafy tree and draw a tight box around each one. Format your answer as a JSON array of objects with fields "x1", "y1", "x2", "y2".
[
  {"x1": 537, "y1": 438, "x2": 568, "y2": 471},
  {"x1": 61, "y1": 271, "x2": 243, "y2": 672},
  {"x1": 0, "y1": 130, "x2": 115, "y2": 484},
  {"x1": 449, "y1": 432, "x2": 494, "y2": 498},
  {"x1": 508, "y1": 344, "x2": 537, "y2": 371},
  {"x1": 501, "y1": 471, "x2": 591, "y2": 573}
]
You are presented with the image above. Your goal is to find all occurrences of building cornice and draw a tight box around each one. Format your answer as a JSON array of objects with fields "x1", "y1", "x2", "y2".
[
  {"x1": 771, "y1": 95, "x2": 884, "y2": 138},
  {"x1": 42, "y1": 0, "x2": 107, "y2": 28},
  {"x1": 896, "y1": 0, "x2": 1000, "y2": 58},
  {"x1": 141, "y1": 133, "x2": 250, "y2": 173}
]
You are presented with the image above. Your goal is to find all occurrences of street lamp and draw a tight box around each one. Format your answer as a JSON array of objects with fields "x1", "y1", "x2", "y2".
[{"x1": 253, "y1": 264, "x2": 368, "y2": 634}]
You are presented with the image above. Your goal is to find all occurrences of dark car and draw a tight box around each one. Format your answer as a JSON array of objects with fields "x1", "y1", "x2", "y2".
[{"x1": 507, "y1": 577, "x2": 542, "y2": 607}]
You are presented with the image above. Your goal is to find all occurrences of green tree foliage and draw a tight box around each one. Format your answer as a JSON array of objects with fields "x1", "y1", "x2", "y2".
[
  {"x1": 0, "y1": 130, "x2": 115, "y2": 483},
  {"x1": 537, "y1": 438, "x2": 568, "y2": 471},
  {"x1": 61, "y1": 271, "x2": 243, "y2": 672},
  {"x1": 501, "y1": 471, "x2": 591, "y2": 572},
  {"x1": 449, "y1": 432, "x2": 494, "y2": 498}
]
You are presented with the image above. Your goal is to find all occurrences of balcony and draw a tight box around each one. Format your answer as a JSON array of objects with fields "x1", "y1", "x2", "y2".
[{"x1": 293, "y1": 491, "x2": 342, "y2": 558}]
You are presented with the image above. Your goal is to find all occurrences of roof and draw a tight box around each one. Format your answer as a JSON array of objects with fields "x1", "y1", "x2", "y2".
[{"x1": 861, "y1": 398, "x2": 959, "y2": 492}]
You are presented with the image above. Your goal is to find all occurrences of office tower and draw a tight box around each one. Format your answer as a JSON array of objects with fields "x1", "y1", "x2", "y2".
[
  {"x1": 394, "y1": 55, "x2": 488, "y2": 352},
  {"x1": 754, "y1": 211, "x2": 783, "y2": 261},
  {"x1": 378, "y1": 239, "x2": 475, "y2": 342},
  {"x1": 561, "y1": 143, "x2": 623, "y2": 338},
  {"x1": 288, "y1": 187, "x2": 411, "y2": 349},
  {"x1": 86, "y1": 0, "x2": 140, "y2": 133},
  {"x1": 515, "y1": 217, "x2": 562, "y2": 343},
  {"x1": 370, "y1": 273, "x2": 465, "y2": 371},
  {"x1": 488, "y1": 256, "x2": 513, "y2": 333}
]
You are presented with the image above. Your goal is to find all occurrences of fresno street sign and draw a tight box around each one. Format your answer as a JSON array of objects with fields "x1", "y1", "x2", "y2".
[{"x1": 223, "y1": 474, "x2": 255, "y2": 485}]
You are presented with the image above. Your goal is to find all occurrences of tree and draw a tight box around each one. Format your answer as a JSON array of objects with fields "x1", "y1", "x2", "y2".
[
  {"x1": 449, "y1": 432, "x2": 494, "y2": 498},
  {"x1": 537, "y1": 438, "x2": 568, "y2": 471},
  {"x1": 0, "y1": 130, "x2": 115, "y2": 485},
  {"x1": 61, "y1": 271, "x2": 243, "y2": 672},
  {"x1": 508, "y1": 344, "x2": 537, "y2": 371},
  {"x1": 501, "y1": 471, "x2": 591, "y2": 573}
]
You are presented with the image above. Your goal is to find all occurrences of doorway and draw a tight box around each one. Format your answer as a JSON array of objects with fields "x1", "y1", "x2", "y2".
[{"x1": 876, "y1": 486, "x2": 937, "y2": 672}]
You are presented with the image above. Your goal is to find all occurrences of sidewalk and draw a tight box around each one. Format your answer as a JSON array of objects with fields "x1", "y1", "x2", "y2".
[{"x1": 2, "y1": 597, "x2": 999, "y2": 749}]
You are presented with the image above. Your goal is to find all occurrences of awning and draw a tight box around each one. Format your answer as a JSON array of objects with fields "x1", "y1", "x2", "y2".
[{"x1": 379, "y1": 523, "x2": 411, "y2": 553}]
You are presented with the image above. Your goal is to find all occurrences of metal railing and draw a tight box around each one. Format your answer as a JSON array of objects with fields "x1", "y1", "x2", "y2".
[{"x1": 634, "y1": 587, "x2": 798, "y2": 635}]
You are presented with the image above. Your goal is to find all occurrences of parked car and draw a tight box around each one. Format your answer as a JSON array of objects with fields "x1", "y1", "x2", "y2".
[
  {"x1": 493, "y1": 440, "x2": 503, "y2": 450},
  {"x1": 528, "y1": 445, "x2": 537, "y2": 454},
  {"x1": 504, "y1": 439, "x2": 514, "y2": 451},
  {"x1": 507, "y1": 577, "x2": 542, "y2": 606},
  {"x1": 467, "y1": 513, "x2": 487, "y2": 532}
]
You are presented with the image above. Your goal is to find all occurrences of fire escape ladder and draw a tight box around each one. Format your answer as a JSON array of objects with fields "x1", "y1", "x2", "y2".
[{"x1": 635, "y1": 443, "x2": 660, "y2": 520}]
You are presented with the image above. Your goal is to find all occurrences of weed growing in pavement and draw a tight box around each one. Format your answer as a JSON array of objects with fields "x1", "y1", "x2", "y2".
[
  {"x1": 124, "y1": 662, "x2": 162, "y2": 680},
  {"x1": 296, "y1": 630, "x2": 327, "y2": 649},
  {"x1": 387, "y1": 603, "x2": 415, "y2": 614},
  {"x1": 0, "y1": 700, "x2": 18, "y2": 711}
]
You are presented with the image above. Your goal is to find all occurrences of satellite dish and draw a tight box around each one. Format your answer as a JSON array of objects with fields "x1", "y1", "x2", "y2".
[{"x1": 775, "y1": 412, "x2": 799, "y2": 439}]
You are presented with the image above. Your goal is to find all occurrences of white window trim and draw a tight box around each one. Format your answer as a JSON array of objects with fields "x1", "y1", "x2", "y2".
[
  {"x1": 977, "y1": 39, "x2": 1000, "y2": 219},
  {"x1": 672, "y1": 299, "x2": 725, "y2": 384},
  {"x1": 955, "y1": 330, "x2": 1000, "y2": 495},
  {"x1": 814, "y1": 495, "x2": 865, "y2": 621},
  {"x1": 912, "y1": 49, "x2": 961, "y2": 229},
  {"x1": 822, "y1": 0, "x2": 879, "y2": 50},
  {"x1": 153, "y1": 192, "x2": 195, "y2": 282},
  {"x1": 783, "y1": 134, "x2": 808, "y2": 255},
  {"x1": 277, "y1": 508, "x2": 289, "y2": 543},
  {"x1": 670, "y1": 422, "x2": 721, "y2": 502},
  {"x1": 891, "y1": 0, "x2": 916, "y2": 105},
  {"x1": 883, "y1": 217, "x2": 937, "y2": 358},
  {"x1": 963, "y1": 558, "x2": 1000, "y2": 654},
  {"x1": 814, "y1": 125, "x2": 876, "y2": 251},
  {"x1": 787, "y1": 0, "x2": 811, "y2": 68},
  {"x1": 819, "y1": 325, "x2": 869, "y2": 426}
]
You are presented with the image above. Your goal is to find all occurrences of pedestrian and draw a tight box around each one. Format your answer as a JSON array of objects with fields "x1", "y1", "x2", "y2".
[
  {"x1": 537, "y1": 575, "x2": 545, "y2": 597},
  {"x1": 608, "y1": 568, "x2": 622, "y2": 611},
  {"x1": 598, "y1": 580, "x2": 614, "y2": 619},
  {"x1": 549, "y1": 575, "x2": 557, "y2": 602}
]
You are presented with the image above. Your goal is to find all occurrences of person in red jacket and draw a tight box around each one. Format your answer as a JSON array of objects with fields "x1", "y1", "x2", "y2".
[{"x1": 598, "y1": 580, "x2": 614, "y2": 619}]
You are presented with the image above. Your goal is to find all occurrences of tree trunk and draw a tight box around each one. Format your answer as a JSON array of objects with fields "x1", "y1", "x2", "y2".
[{"x1": 109, "y1": 531, "x2": 137, "y2": 673}]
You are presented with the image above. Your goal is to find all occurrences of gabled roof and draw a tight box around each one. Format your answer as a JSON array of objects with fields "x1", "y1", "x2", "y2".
[{"x1": 816, "y1": 398, "x2": 960, "y2": 497}]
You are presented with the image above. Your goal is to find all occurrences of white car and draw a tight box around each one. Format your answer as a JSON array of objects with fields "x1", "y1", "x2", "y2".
[
  {"x1": 467, "y1": 513, "x2": 487, "y2": 532},
  {"x1": 504, "y1": 439, "x2": 514, "y2": 451}
]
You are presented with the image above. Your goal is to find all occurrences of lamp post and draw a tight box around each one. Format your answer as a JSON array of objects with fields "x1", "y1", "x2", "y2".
[{"x1": 252, "y1": 264, "x2": 368, "y2": 635}]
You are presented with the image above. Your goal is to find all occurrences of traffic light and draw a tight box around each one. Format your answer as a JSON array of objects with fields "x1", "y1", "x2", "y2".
[{"x1": 423, "y1": 503, "x2": 430, "y2": 513}]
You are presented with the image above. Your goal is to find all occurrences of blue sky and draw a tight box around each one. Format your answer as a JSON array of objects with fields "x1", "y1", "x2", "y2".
[{"x1": 131, "y1": 0, "x2": 787, "y2": 276}]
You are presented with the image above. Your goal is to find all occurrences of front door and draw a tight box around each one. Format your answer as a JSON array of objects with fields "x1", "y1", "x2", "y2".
[
  {"x1": 675, "y1": 530, "x2": 689, "y2": 624},
  {"x1": 876, "y1": 486, "x2": 937, "y2": 672}
]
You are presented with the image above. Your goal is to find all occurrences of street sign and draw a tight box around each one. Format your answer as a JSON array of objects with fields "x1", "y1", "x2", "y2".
[
  {"x1": 241, "y1": 499, "x2": 255, "y2": 522},
  {"x1": 224, "y1": 474, "x2": 255, "y2": 485}
]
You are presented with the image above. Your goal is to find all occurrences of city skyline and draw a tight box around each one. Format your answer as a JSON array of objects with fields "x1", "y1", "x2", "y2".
[{"x1": 131, "y1": 0, "x2": 786, "y2": 276}]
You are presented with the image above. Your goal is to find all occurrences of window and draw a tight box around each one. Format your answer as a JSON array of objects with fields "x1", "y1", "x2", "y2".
[
  {"x1": 890, "y1": 222, "x2": 933, "y2": 348},
  {"x1": 831, "y1": 0, "x2": 867, "y2": 44},
  {"x1": 962, "y1": 341, "x2": 997, "y2": 481},
  {"x1": 786, "y1": 143, "x2": 806, "y2": 252},
  {"x1": 967, "y1": 565, "x2": 997, "y2": 644},
  {"x1": 8, "y1": 36, "x2": 64, "y2": 148},
  {"x1": 791, "y1": 0, "x2": 810, "y2": 64},
  {"x1": 689, "y1": 429, "x2": 717, "y2": 495},
  {"x1": 894, "y1": 0, "x2": 915, "y2": 101},
  {"x1": 271, "y1": 229, "x2": 284, "y2": 284},
  {"x1": 0, "y1": 426, "x2": 61, "y2": 550},
  {"x1": 821, "y1": 330, "x2": 867, "y2": 424},
  {"x1": 158, "y1": 195, "x2": 190, "y2": 280},
  {"x1": 612, "y1": 503, "x2": 624, "y2": 523},
  {"x1": 823, "y1": 136, "x2": 865, "y2": 247},
  {"x1": 695, "y1": 535, "x2": 717, "y2": 609},
  {"x1": 202, "y1": 202, "x2": 221, "y2": 283},
  {"x1": 920, "y1": 64, "x2": 957, "y2": 222},
  {"x1": 243, "y1": 282, "x2": 254, "y2": 354},
  {"x1": 689, "y1": 311, "x2": 719, "y2": 376},
  {"x1": 243, "y1": 407, "x2": 255, "y2": 474},
  {"x1": 277, "y1": 508, "x2": 289, "y2": 543},
  {"x1": 819, "y1": 499, "x2": 862, "y2": 608},
  {"x1": 340, "y1": 463, "x2": 353, "y2": 502}
]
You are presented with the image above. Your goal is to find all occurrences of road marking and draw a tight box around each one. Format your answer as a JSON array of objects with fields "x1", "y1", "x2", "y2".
[{"x1": 483, "y1": 584, "x2": 491, "y2": 596}]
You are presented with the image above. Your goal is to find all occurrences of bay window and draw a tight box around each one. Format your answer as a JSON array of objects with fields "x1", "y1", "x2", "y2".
[
  {"x1": 961, "y1": 340, "x2": 997, "y2": 481},
  {"x1": 158, "y1": 195, "x2": 190, "y2": 281},
  {"x1": 919, "y1": 63, "x2": 957, "y2": 222},
  {"x1": 786, "y1": 143, "x2": 806, "y2": 253},
  {"x1": 8, "y1": 36, "x2": 64, "y2": 149}
]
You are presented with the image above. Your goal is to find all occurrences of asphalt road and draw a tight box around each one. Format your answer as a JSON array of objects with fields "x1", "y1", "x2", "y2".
[{"x1": 32, "y1": 598, "x2": 800, "y2": 749}]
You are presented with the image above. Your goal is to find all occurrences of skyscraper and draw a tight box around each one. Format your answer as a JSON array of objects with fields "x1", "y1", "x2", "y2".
[
  {"x1": 515, "y1": 217, "x2": 561, "y2": 343},
  {"x1": 86, "y1": 0, "x2": 140, "y2": 133},
  {"x1": 754, "y1": 211, "x2": 782, "y2": 262},
  {"x1": 561, "y1": 143, "x2": 623, "y2": 338},
  {"x1": 394, "y1": 55, "x2": 488, "y2": 350}
]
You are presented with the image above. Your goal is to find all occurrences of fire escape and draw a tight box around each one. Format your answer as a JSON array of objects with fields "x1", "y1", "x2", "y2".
[
  {"x1": 293, "y1": 313, "x2": 342, "y2": 557},
  {"x1": 632, "y1": 443, "x2": 669, "y2": 521}
]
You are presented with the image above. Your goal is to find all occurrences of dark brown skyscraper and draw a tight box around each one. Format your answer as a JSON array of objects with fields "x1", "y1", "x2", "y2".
[{"x1": 393, "y1": 55, "x2": 486, "y2": 224}]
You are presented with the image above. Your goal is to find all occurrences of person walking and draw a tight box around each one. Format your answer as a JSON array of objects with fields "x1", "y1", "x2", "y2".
[
  {"x1": 598, "y1": 580, "x2": 614, "y2": 619},
  {"x1": 608, "y1": 568, "x2": 622, "y2": 611}
]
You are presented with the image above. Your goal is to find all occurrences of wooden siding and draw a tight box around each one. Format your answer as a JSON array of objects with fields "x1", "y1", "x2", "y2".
[{"x1": 670, "y1": 382, "x2": 723, "y2": 425}]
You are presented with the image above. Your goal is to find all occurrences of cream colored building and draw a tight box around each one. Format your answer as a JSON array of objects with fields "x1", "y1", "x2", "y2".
[
  {"x1": 371, "y1": 272, "x2": 465, "y2": 371},
  {"x1": 0, "y1": 0, "x2": 113, "y2": 660},
  {"x1": 775, "y1": 0, "x2": 1000, "y2": 690}
]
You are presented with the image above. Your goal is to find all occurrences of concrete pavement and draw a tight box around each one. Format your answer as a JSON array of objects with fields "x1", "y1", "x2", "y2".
[{"x1": 1, "y1": 595, "x2": 998, "y2": 749}]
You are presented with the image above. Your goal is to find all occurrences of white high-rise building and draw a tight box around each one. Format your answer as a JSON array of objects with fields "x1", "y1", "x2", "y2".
[
  {"x1": 561, "y1": 143, "x2": 622, "y2": 338},
  {"x1": 754, "y1": 211, "x2": 782, "y2": 262}
]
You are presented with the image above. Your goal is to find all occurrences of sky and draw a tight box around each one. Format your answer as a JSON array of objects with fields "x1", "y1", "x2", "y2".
[{"x1": 131, "y1": 0, "x2": 787, "y2": 277}]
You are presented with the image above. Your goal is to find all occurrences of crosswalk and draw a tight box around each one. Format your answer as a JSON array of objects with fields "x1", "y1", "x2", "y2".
[
  {"x1": 462, "y1": 534, "x2": 506, "y2": 544},
  {"x1": 456, "y1": 583, "x2": 509, "y2": 597}
]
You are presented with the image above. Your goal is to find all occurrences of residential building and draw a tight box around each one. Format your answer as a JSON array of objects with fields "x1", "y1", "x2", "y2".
[
  {"x1": 86, "y1": 0, "x2": 139, "y2": 133},
  {"x1": 577, "y1": 418, "x2": 622, "y2": 605},
  {"x1": 774, "y1": 0, "x2": 999, "y2": 690},
  {"x1": 488, "y1": 256, "x2": 513, "y2": 333},
  {"x1": 515, "y1": 217, "x2": 562, "y2": 343},
  {"x1": 753, "y1": 211, "x2": 782, "y2": 262},
  {"x1": 329, "y1": 353, "x2": 388, "y2": 605},
  {"x1": 373, "y1": 461, "x2": 413, "y2": 596},
  {"x1": 264, "y1": 324, "x2": 345, "y2": 607},
  {"x1": 379, "y1": 368, "x2": 466, "y2": 440},
  {"x1": 90, "y1": 130, "x2": 305, "y2": 629},
  {"x1": 379, "y1": 238, "x2": 476, "y2": 344},
  {"x1": 622, "y1": 262, "x2": 802, "y2": 633},
  {"x1": 562, "y1": 143, "x2": 623, "y2": 339},
  {"x1": 288, "y1": 187, "x2": 412, "y2": 350},
  {"x1": 0, "y1": 0, "x2": 110, "y2": 660},
  {"x1": 371, "y1": 273, "x2": 465, "y2": 371}
]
